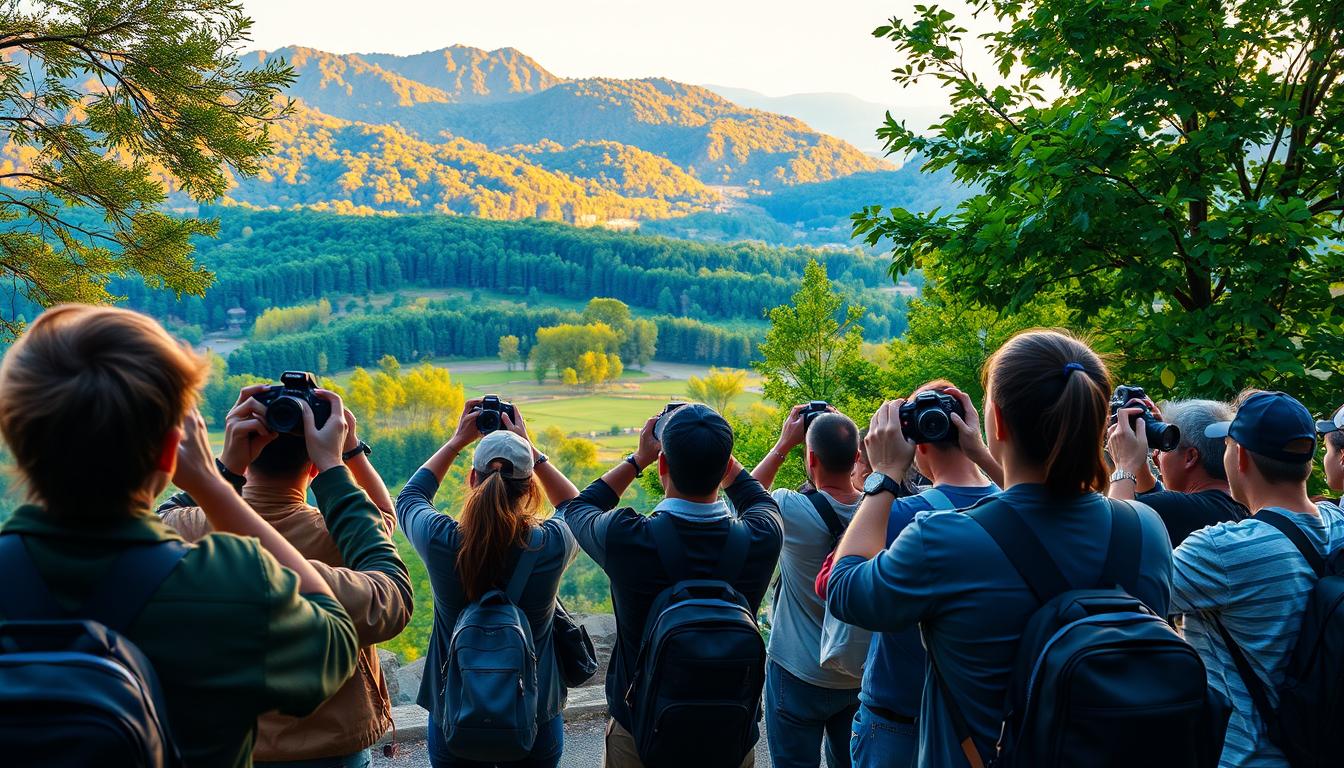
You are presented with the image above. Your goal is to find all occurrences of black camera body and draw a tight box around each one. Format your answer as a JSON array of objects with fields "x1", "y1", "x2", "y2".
[
  {"x1": 474, "y1": 394, "x2": 516, "y2": 435},
  {"x1": 654, "y1": 401, "x2": 687, "y2": 442},
  {"x1": 801, "y1": 401, "x2": 829, "y2": 432},
  {"x1": 1110, "y1": 385, "x2": 1181, "y2": 452},
  {"x1": 253, "y1": 371, "x2": 331, "y2": 437},
  {"x1": 899, "y1": 391, "x2": 964, "y2": 444}
]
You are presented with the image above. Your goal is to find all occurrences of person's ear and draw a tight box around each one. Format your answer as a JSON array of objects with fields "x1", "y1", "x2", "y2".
[
  {"x1": 468, "y1": 468, "x2": 478, "y2": 488},
  {"x1": 658, "y1": 453, "x2": 671, "y2": 492},
  {"x1": 1236, "y1": 444, "x2": 1250, "y2": 475},
  {"x1": 156, "y1": 427, "x2": 182, "y2": 474},
  {"x1": 308, "y1": 463, "x2": 320, "y2": 479},
  {"x1": 917, "y1": 443, "x2": 930, "y2": 457},
  {"x1": 989, "y1": 400, "x2": 1008, "y2": 443},
  {"x1": 1183, "y1": 447, "x2": 1200, "y2": 472}
]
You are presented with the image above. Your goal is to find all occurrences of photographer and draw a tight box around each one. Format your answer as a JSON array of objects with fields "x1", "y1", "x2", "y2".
[
  {"x1": 159, "y1": 382, "x2": 412, "y2": 768},
  {"x1": 0, "y1": 306, "x2": 357, "y2": 767},
  {"x1": 1106, "y1": 397, "x2": 1246, "y2": 546},
  {"x1": 749, "y1": 404, "x2": 861, "y2": 768},
  {"x1": 558, "y1": 404, "x2": 782, "y2": 767},
  {"x1": 1321, "y1": 404, "x2": 1343, "y2": 498},
  {"x1": 396, "y1": 398, "x2": 580, "y2": 768}
]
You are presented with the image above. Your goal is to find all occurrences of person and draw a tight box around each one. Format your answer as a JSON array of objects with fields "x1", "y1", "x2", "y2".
[
  {"x1": 843, "y1": 380, "x2": 1002, "y2": 768},
  {"x1": 851, "y1": 426, "x2": 873, "y2": 493},
  {"x1": 1171, "y1": 390, "x2": 1344, "y2": 768},
  {"x1": 826, "y1": 329, "x2": 1173, "y2": 767},
  {"x1": 0, "y1": 305, "x2": 358, "y2": 768},
  {"x1": 558, "y1": 404, "x2": 782, "y2": 767},
  {"x1": 159, "y1": 386, "x2": 412, "y2": 768},
  {"x1": 749, "y1": 406, "x2": 862, "y2": 768},
  {"x1": 396, "y1": 399, "x2": 580, "y2": 768},
  {"x1": 1319, "y1": 404, "x2": 1343, "y2": 497},
  {"x1": 1107, "y1": 397, "x2": 1247, "y2": 546}
]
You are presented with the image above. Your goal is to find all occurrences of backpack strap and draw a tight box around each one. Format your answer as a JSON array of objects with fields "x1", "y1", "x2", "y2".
[
  {"x1": 0, "y1": 534, "x2": 62, "y2": 620},
  {"x1": 965, "y1": 498, "x2": 1072, "y2": 604},
  {"x1": 713, "y1": 520, "x2": 750, "y2": 582},
  {"x1": 505, "y1": 527, "x2": 546, "y2": 604},
  {"x1": 1098, "y1": 499, "x2": 1143, "y2": 594},
  {"x1": 1253, "y1": 509, "x2": 1326, "y2": 577},
  {"x1": 803, "y1": 490, "x2": 846, "y2": 547},
  {"x1": 921, "y1": 487, "x2": 955, "y2": 511},
  {"x1": 1210, "y1": 614, "x2": 1280, "y2": 744},
  {"x1": 651, "y1": 513, "x2": 690, "y2": 582},
  {"x1": 651, "y1": 513, "x2": 750, "y2": 583}
]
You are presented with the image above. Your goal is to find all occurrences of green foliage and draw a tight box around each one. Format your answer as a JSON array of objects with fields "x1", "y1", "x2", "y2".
[
  {"x1": 530, "y1": 322, "x2": 619, "y2": 382},
  {"x1": 855, "y1": 0, "x2": 1344, "y2": 414},
  {"x1": 497, "y1": 334, "x2": 521, "y2": 371},
  {"x1": 687, "y1": 367, "x2": 749, "y2": 414},
  {"x1": 0, "y1": 0, "x2": 294, "y2": 337}
]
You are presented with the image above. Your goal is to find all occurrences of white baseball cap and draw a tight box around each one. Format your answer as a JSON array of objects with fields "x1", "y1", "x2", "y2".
[{"x1": 472, "y1": 430, "x2": 535, "y2": 480}]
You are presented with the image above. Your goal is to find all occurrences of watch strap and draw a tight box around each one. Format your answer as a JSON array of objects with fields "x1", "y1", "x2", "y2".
[
  {"x1": 342, "y1": 440, "x2": 372, "y2": 461},
  {"x1": 624, "y1": 454, "x2": 643, "y2": 475}
]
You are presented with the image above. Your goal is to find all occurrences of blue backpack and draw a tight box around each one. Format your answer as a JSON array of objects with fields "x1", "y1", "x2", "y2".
[
  {"x1": 0, "y1": 534, "x2": 187, "y2": 768},
  {"x1": 442, "y1": 528, "x2": 544, "y2": 762},
  {"x1": 935, "y1": 498, "x2": 1230, "y2": 768},
  {"x1": 626, "y1": 515, "x2": 765, "y2": 768}
]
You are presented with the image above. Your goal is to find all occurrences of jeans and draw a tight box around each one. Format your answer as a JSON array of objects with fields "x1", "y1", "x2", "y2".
[
  {"x1": 764, "y1": 660, "x2": 860, "y2": 768},
  {"x1": 255, "y1": 750, "x2": 372, "y2": 768},
  {"x1": 427, "y1": 715, "x2": 564, "y2": 768},
  {"x1": 850, "y1": 704, "x2": 917, "y2": 768},
  {"x1": 603, "y1": 718, "x2": 755, "y2": 768}
]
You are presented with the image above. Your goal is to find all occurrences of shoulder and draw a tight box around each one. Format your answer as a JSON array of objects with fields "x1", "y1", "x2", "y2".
[
  {"x1": 158, "y1": 506, "x2": 212, "y2": 543},
  {"x1": 1124, "y1": 499, "x2": 1175, "y2": 538},
  {"x1": 166, "y1": 533, "x2": 283, "y2": 604}
]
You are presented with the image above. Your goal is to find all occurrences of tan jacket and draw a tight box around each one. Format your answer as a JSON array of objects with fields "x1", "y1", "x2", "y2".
[{"x1": 160, "y1": 467, "x2": 412, "y2": 761}]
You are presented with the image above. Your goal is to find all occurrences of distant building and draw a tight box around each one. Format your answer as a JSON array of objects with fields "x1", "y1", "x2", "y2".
[
  {"x1": 604, "y1": 218, "x2": 638, "y2": 232},
  {"x1": 226, "y1": 307, "x2": 246, "y2": 335}
]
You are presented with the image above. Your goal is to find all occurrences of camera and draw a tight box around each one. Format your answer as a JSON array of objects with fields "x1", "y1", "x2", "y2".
[
  {"x1": 1110, "y1": 385, "x2": 1181, "y2": 452},
  {"x1": 654, "y1": 401, "x2": 687, "y2": 442},
  {"x1": 899, "y1": 391, "x2": 964, "y2": 444},
  {"x1": 474, "y1": 394, "x2": 516, "y2": 435},
  {"x1": 801, "y1": 401, "x2": 830, "y2": 431},
  {"x1": 253, "y1": 371, "x2": 331, "y2": 437}
]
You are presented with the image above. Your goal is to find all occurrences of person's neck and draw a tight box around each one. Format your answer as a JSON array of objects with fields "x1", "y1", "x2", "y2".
[
  {"x1": 664, "y1": 489, "x2": 720, "y2": 505},
  {"x1": 1000, "y1": 452, "x2": 1048, "y2": 489},
  {"x1": 242, "y1": 472, "x2": 309, "y2": 504},
  {"x1": 812, "y1": 472, "x2": 861, "y2": 503},
  {"x1": 929, "y1": 458, "x2": 992, "y2": 488},
  {"x1": 1245, "y1": 484, "x2": 1318, "y2": 517},
  {"x1": 1177, "y1": 473, "x2": 1232, "y2": 496}
]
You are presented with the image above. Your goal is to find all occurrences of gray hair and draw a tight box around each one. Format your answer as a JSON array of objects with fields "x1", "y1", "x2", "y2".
[{"x1": 1161, "y1": 399, "x2": 1234, "y2": 480}]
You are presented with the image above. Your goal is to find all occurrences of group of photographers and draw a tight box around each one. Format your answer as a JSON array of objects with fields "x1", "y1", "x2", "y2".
[{"x1": 1, "y1": 307, "x2": 1343, "y2": 768}]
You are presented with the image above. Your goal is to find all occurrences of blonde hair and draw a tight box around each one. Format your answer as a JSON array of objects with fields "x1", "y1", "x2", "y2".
[{"x1": 0, "y1": 305, "x2": 208, "y2": 518}]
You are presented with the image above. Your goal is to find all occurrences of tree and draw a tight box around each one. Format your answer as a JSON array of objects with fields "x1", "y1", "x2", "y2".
[
  {"x1": 577, "y1": 350, "x2": 611, "y2": 390},
  {"x1": 498, "y1": 334, "x2": 521, "y2": 371},
  {"x1": 346, "y1": 367, "x2": 379, "y2": 423},
  {"x1": 561, "y1": 367, "x2": 578, "y2": 387},
  {"x1": 687, "y1": 367, "x2": 749, "y2": 414},
  {"x1": 529, "y1": 322, "x2": 620, "y2": 378},
  {"x1": 0, "y1": 0, "x2": 294, "y2": 337},
  {"x1": 854, "y1": 0, "x2": 1344, "y2": 413},
  {"x1": 630, "y1": 318, "x2": 658, "y2": 368},
  {"x1": 755, "y1": 259, "x2": 874, "y2": 410}
]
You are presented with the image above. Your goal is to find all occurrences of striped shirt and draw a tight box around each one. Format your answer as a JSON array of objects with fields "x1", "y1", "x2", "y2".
[{"x1": 1172, "y1": 502, "x2": 1344, "y2": 768}]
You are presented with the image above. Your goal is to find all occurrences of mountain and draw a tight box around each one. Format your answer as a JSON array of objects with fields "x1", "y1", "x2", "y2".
[
  {"x1": 704, "y1": 85, "x2": 892, "y2": 154},
  {"x1": 361, "y1": 46, "x2": 561, "y2": 101}
]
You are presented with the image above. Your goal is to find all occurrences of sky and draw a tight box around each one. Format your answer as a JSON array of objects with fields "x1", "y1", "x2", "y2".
[{"x1": 238, "y1": 0, "x2": 998, "y2": 129}]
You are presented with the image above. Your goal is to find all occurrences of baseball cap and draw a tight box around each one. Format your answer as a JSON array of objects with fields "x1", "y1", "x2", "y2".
[
  {"x1": 472, "y1": 430, "x2": 535, "y2": 480},
  {"x1": 1317, "y1": 405, "x2": 1344, "y2": 436},
  {"x1": 1204, "y1": 391, "x2": 1317, "y2": 464},
  {"x1": 660, "y1": 403, "x2": 734, "y2": 482}
]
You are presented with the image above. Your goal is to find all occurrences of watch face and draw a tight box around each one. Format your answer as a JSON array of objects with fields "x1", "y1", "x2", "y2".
[{"x1": 864, "y1": 472, "x2": 888, "y2": 494}]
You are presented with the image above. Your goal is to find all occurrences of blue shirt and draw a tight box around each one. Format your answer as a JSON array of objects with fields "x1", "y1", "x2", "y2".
[
  {"x1": 862, "y1": 484, "x2": 999, "y2": 718},
  {"x1": 1172, "y1": 502, "x2": 1344, "y2": 768},
  {"x1": 395, "y1": 469, "x2": 579, "y2": 728},
  {"x1": 828, "y1": 484, "x2": 1173, "y2": 767}
]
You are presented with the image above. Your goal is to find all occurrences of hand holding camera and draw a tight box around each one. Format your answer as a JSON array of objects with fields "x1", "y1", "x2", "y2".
[
  {"x1": 448, "y1": 398, "x2": 485, "y2": 453},
  {"x1": 635, "y1": 413, "x2": 662, "y2": 470},
  {"x1": 866, "y1": 399, "x2": 916, "y2": 478},
  {"x1": 898, "y1": 391, "x2": 965, "y2": 444},
  {"x1": 299, "y1": 389, "x2": 348, "y2": 472},
  {"x1": 776, "y1": 404, "x2": 810, "y2": 452},
  {"x1": 221, "y1": 383, "x2": 279, "y2": 475},
  {"x1": 1109, "y1": 386, "x2": 1180, "y2": 452},
  {"x1": 174, "y1": 409, "x2": 228, "y2": 498}
]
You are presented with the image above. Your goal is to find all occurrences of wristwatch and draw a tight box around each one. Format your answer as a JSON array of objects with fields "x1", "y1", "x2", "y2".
[
  {"x1": 624, "y1": 453, "x2": 644, "y2": 476},
  {"x1": 342, "y1": 440, "x2": 372, "y2": 461},
  {"x1": 863, "y1": 471, "x2": 904, "y2": 498},
  {"x1": 534, "y1": 452, "x2": 550, "y2": 466},
  {"x1": 1110, "y1": 468, "x2": 1137, "y2": 485}
]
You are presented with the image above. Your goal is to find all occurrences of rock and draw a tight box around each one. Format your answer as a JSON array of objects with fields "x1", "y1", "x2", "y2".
[
  {"x1": 395, "y1": 657, "x2": 426, "y2": 706},
  {"x1": 379, "y1": 649, "x2": 402, "y2": 704},
  {"x1": 579, "y1": 614, "x2": 617, "y2": 647}
]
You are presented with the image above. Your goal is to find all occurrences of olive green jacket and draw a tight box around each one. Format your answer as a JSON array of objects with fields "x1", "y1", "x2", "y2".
[{"x1": 0, "y1": 503, "x2": 359, "y2": 768}]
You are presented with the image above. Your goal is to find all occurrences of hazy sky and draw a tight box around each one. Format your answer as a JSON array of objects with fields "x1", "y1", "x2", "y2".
[{"x1": 239, "y1": 0, "x2": 995, "y2": 127}]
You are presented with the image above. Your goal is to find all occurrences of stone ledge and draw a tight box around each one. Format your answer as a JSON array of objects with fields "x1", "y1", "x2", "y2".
[{"x1": 377, "y1": 688, "x2": 609, "y2": 746}]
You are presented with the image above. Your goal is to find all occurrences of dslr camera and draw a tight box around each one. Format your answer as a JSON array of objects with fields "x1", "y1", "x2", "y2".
[
  {"x1": 801, "y1": 401, "x2": 830, "y2": 432},
  {"x1": 473, "y1": 394, "x2": 516, "y2": 435},
  {"x1": 253, "y1": 371, "x2": 331, "y2": 437},
  {"x1": 654, "y1": 401, "x2": 687, "y2": 442},
  {"x1": 899, "y1": 391, "x2": 964, "y2": 444},
  {"x1": 1110, "y1": 385, "x2": 1181, "y2": 452}
]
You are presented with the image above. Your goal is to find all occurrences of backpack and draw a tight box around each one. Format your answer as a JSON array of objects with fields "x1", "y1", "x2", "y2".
[
  {"x1": 626, "y1": 514, "x2": 766, "y2": 768},
  {"x1": 442, "y1": 528, "x2": 544, "y2": 762},
  {"x1": 937, "y1": 497, "x2": 1230, "y2": 768},
  {"x1": 1211, "y1": 509, "x2": 1344, "y2": 768},
  {"x1": 0, "y1": 534, "x2": 187, "y2": 768}
]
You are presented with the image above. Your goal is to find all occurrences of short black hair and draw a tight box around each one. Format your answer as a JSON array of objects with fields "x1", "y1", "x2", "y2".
[
  {"x1": 249, "y1": 433, "x2": 311, "y2": 477},
  {"x1": 1248, "y1": 439, "x2": 1315, "y2": 485},
  {"x1": 1329, "y1": 431, "x2": 1344, "y2": 452},
  {"x1": 661, "y1": 404, "x2": 733, "y2": 496},
  {"x1": 806, "y1": 412, "x2": 858, "y2": 473}
]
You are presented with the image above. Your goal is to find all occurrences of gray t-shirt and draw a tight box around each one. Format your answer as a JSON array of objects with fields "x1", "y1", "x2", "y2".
[{"x1": 766, "y1": 487, "x2": 862, "y2": 689}]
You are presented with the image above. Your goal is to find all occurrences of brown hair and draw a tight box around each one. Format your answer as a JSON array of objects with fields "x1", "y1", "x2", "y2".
[
  {"x1": 0, "y1": 305, "x2": 209, "y2": 518},
  {"x1": 984, "y1": 329, "x2": 1112, "y2": 496},
  {"x1": 457, "y1": 462, "x2": 543, "y2": 601}
]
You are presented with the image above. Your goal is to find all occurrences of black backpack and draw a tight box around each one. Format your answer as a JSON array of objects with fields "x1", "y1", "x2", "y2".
[
  {"x1": 0, "y1": 534, "x2": 187, "y2": 768},
  {"x1": 625, "y1": 515, "x2": 765, "y2": 768},
  {"x1": 936, "y1": 498, "x2": 1230, "y2": 768},
  {"x1": 1211, "y1": 509, "x2": 1344, "y2": 768}
]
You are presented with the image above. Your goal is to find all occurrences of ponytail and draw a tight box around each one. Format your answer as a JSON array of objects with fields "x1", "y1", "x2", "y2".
[
  {"x1": 984, "y1": 329, "x2": 1112, "y2": 496},
  {"x1": 456, "y1": 467, "x2": 543, "y2": 601}
]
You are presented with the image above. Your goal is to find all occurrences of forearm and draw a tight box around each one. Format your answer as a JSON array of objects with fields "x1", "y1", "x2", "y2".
[
  {"x1": 535, "y1": 459, "x2": 579, "y2": 507},
  {"x1": 421, "y1": 439, "x2": 466, "y2": 484},
  {"x1": 195, "y1": 481, "x2": 335, "y2": 596},
  {"x1": 749, "y1": 444, "x2": 790, "y2": 490},
  {"x1": 313, "y1": 467, "x2": 409, "y2": 591},
  {"x1": 836, "y1": 491, "x2": 893, "y2": 560},
  {"x1": 345, "y1": 453, "x2": 395, "y2": 526},
  {"x1": 598, "y1": 458, "x2": 641, "y2": 498},
  {"x1": 967, "y1": 443, "x2": 1004, "y2": 488}
]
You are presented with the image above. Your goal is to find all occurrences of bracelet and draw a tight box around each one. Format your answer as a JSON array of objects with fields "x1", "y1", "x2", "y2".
[{"x1": 342, "y1": 440, "x2": 372, "y2": 461}]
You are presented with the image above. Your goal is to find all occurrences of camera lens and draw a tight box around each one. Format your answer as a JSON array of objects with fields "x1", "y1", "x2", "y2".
[
  {"x1": 268, "y1": 396, "x2": 303, "y2": 435},
  {"x1": 477, "y1": 409, "x2": 501, "y2": 434},
  {"x1": 1148, "y1": 420, "x2": 1182, "y2": 452},
  {"x1": 918, "y1": 408, "x2": 951, "y2": 442}
]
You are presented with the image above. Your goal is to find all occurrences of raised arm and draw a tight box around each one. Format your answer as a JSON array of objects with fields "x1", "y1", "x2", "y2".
[
  {"x1": 341, "y1": 407, "x2": 396, "y2": 527},
  {"x1": 750, "y1": 404, "x2": 807, "y2": 490},
  {"x1": 500, "y1": 405, "x2": 579, "y2": 507},
  {"x1": 837, "y1": 400, "x2": 914, "y2": 561},
  {"x1": 396, "y1": 400, "x2": 482, "y2": 551},
  {"x1": 946, "y1": 387, "x2": 1004, "y2": 488},
  {"x1": 557, "y1": 415, "x2": 660, "y2": 566}
]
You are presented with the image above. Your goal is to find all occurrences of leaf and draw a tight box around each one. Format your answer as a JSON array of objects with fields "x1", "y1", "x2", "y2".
[{"x1": 1161, "y1": 367, "x2": 1176, "y2": 389}]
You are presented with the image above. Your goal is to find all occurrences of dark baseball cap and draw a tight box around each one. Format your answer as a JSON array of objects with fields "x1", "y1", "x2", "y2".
[
  {"x1": 1204, "y1": 391, "x2": 1317, "y2": 464},
  {"x1": 1317, "y1": 405, "x2": 1344, "y2": 436},
  {"x1": 660, "y1": 403, "x2": 734, "y2": 492}
]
